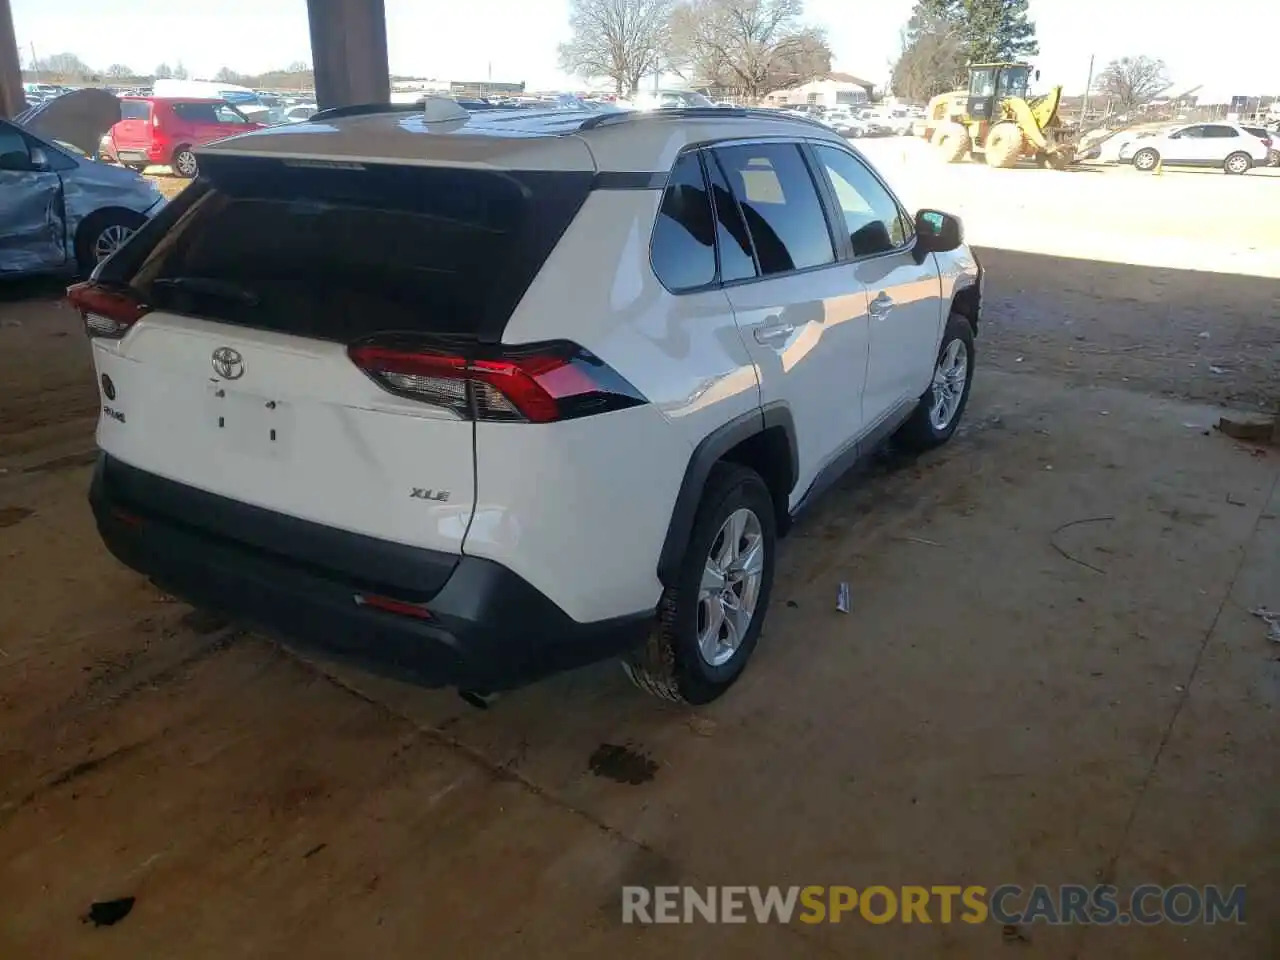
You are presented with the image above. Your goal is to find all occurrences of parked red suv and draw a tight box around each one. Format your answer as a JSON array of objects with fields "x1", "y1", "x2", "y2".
[{"x1": 104, "y1": 97, "x2": 265, "y2": 178}]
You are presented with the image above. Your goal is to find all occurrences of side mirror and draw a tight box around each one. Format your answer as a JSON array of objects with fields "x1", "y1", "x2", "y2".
[
  {"x1": 29, "y1": 147, "x2": 51, "y2": 172},
  {"x1": 913, "y1": 209, "x2": 963, "y2": 261}
]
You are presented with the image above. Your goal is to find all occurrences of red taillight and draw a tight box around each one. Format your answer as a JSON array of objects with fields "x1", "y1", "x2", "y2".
[
  {"x1": 348, "y1": 338, "x2": 647, "y2": 424},
  {"x1": 67, "y1": 282, "x2": 150, "y2": 339},
  {"x1": 354, "y1": 593, "x2": 433, "y2": 620}
]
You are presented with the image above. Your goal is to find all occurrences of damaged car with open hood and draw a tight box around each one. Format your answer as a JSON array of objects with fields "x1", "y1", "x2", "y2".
[{"x1": 2, "y1": 89, "x2": 165, "y2": 278}]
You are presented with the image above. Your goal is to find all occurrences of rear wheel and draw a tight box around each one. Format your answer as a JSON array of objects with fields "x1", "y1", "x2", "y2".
[
  {"x1": 984, "y1": 122, "x2": 1023, "y2": 168},
  {"x1": 933, "y1": 122, "x2": 971, "y2": 163},
  {"x1": 1223, "y1": 152, "x2": 1252, "y2": 175},
  {"x1": 75, "y1": 209, "x2": 147, "y2": 275},
  {"x1": 1132, "y1": 148, "x2": 1159, "y2": 172},
  {"x1": 893, "y1": 313, "x2": 976, "y2": 453},
  {"x1": 623, "y1": 463, "x2": 776, "y2": 704},
  {"x1": 171, "y1": 147, "x2": 198, "y2": 178}
]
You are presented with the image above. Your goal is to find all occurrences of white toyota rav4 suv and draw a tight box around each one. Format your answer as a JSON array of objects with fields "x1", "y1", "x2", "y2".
[{"x1": 72, "y1": 100, "x2": 982, "y2": 704}]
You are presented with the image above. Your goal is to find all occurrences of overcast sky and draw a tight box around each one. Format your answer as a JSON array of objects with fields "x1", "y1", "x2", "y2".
[{"x1": 12, "y1": 0, "x2": 1274, "y2": 100}]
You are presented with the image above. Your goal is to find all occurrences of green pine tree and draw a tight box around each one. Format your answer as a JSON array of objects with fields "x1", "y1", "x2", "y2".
[{"x1": 958, "y1": 0, "x2": 1039, "y2": 63}]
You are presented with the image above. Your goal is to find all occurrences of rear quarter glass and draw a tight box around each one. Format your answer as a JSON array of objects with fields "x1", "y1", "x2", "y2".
[{"x1": 108, "y1": 154, "x2": 596, "y2": 343}]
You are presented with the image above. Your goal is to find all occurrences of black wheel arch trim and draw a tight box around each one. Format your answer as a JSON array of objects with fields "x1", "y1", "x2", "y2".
[{"x1": 656, "y1": 402, "x2": 798, "y2": 588}]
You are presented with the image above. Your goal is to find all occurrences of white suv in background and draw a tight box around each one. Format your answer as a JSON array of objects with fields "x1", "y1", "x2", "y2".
[
  {"x1": 1119, "y1": 122, "x2": 1270, "y2": 174},
  {"x1": 72, "y1": 101, "x2": 982, "y2": 704}
]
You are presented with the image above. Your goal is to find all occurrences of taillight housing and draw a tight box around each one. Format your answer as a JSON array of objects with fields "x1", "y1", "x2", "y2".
[
  {"x1": 67, "y1": 282, "x2": 150, "y2": 339},
  {"x1": 348, "y1": 337, "x2": 647, "y2": 424}
]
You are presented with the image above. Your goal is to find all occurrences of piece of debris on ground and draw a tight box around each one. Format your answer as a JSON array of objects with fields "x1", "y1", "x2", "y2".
[
  {"x1": 1250, "y1": 607, "x2": 1280, "y2": 643},
  {"x1": 83, "y1": 897, "x2": 135, "y2": 928}
]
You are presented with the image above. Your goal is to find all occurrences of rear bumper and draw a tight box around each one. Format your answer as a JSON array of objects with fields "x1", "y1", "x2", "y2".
[{"x1": 90, "y1": 455, "x2": 653, "y2": 691}]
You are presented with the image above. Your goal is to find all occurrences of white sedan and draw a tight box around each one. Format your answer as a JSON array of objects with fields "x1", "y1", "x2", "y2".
[{"x1": 1118, "y1": 122, "x2": 1270, "y2": 174}]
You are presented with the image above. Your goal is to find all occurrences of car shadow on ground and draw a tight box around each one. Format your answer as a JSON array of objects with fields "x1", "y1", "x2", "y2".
[{"x1": 0, "y1": 275, "x2": 71, "y2": 304}]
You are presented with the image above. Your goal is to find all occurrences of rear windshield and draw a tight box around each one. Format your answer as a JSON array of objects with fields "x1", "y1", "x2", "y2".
[
  {"x1": 120, "y1": 100, "x2": 150, "y2": 120},
  {"x1": 115, "y1": 154, "x2": 594, "y2": 342}
]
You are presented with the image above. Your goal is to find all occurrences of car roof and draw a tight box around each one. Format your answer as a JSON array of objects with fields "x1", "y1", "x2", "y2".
[
  {"x1": 122, "y1": 96, "x2": 225, "y2": 104},
  {"x1": 198, "y1": 104, "x2": 845, "y2": 174}
]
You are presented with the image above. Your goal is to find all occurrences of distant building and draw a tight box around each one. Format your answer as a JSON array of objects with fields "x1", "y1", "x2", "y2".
[
  {"x1": 763, "y1": 73, "x2": 875, "y2": 108},
  {"x1": 450, "y1": 80, "x2": 525, "y2": 99}
]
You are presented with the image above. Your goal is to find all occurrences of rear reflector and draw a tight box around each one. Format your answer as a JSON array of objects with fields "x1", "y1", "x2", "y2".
[
  {"x1": 354, "y1": 593, "x2": 434, "y2": 620},
  {"x1": 67, "y1": 282, "x2": 150, "y2": 339},
  {"x1": 348, "y1": 337, "x2": 647, "y2": 423},
  {"x1": 110, "y1": 507, "x2": 144, "y2": 527}
]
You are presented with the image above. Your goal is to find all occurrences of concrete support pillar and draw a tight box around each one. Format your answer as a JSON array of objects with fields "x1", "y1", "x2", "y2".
[
  {"x1": 306, "y1": 0, "x2": 390, "y2": 110},
  {"x1": 0, "y1": 0, "x2": 25, "y2": 119}
]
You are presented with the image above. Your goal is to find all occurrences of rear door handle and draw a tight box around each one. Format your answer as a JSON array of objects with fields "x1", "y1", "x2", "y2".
[
  {"x1": 753, "y1": 321, "x2": 795, "y2": 345},
  {"x1": 869, "y1": 293, "x2": 894, "y2": 319}
]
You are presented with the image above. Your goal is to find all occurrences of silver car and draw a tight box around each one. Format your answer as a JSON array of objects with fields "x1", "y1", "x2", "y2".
[{"x1": 2, "y1": 90, "x2": 165, "y2": 277}]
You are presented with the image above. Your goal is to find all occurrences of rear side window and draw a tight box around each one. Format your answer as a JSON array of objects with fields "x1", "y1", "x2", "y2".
[
  {"x1": 651, "y1": 153, "x2": 716, "y2": 291},
  {"x1": 1202, "y1": 125, "x2": 1238, "y2": 138},
  {"x1": 120, "y1": 100, "x2": 150, "y2": 120},
  {"x1": 171, "y1": 102, "x2": 219, "y2": 124},
  {"x1": 712, "y1": 143, "x2": 835, "y2": 276},
  {"x1": 117, "y1": 155, "x2": 594, "y2": 342}
]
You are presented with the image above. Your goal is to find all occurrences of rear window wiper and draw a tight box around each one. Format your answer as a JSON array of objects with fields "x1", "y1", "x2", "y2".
[{"x1": 150, "y1": 277, "x2": 261, "y2": 307}]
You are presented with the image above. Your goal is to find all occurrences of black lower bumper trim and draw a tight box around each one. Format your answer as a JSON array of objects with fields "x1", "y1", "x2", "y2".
[{"x1": 90, "y1": 455, "x2": 654, "y2": 691}]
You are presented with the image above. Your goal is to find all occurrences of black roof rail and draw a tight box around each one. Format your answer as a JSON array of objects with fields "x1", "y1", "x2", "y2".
[
  {"x1": 309, "y1": 102, "x2": 420, "y2": 122},
  {"x1": 577, "y1": 106, "x2": 832, "y2": 131}
]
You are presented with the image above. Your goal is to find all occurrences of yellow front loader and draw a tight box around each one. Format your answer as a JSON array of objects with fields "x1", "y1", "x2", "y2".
[{"x1": 922, "y1": 63, "x2": 1076, "y2": 169}]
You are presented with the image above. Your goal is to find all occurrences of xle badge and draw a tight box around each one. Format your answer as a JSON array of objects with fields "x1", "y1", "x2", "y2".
[{"x1": 411, "y1": 488, "x2": 451, "y2": 502}]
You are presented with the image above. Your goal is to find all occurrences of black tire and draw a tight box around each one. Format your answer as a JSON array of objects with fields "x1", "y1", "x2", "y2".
[
  {"x1": 1223, "y1": 152, "x2": 1252, "y2": 175},
  {"x1": 1132, "y1": 148, "x2": 1159, "y2": 172},
  {"x1": 74, "y1": 209, "x2": 147, "y2": 275},
  {"x1": 934, "y1": 122, "x2": 972, "y2": 163},
  {"x1": 893, "y1": 312, "x2": 976, "y2": 453},
  {"x1": 171, "y1": 147, "x2": 198, "y2": 179},
  {"x1": 623, "y1": 463, "x2": 777, "y2": 704},
  {"x1": 984, "y1": 121, "x2": 1023, "y2": 168}
]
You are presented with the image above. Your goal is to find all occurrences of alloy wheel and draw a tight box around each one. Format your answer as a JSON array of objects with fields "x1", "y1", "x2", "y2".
[
  {"x1": 697, "y1": 508, "x2": 765, "y2": 667},
  {"x1": 93, "y1": 224, "x2": 135, "y2": 264},
  {"x1": 929, "y1": 338, "x2": 969, "y2": 431}
]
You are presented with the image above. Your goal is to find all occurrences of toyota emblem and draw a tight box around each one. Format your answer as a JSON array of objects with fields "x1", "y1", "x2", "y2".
[{"x1": 212, "y1": 346, "x2": 245, "y2": 380}]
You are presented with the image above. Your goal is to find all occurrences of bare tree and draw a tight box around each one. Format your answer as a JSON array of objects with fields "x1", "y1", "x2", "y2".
[
  {"x1": 558, "y1": 0, "x2": 676, "y2": 96},
  {"x1": 214, "y1": 66, "x2": 246, "y2": 83},
  {"x1": 668, "y1": 0, "x2": 831, "y2": 100},
  {"x1": 890, "y1": 12, "x2": 963, "y2": 102},
  {"x1": 172, "y1": 61, "x2": 190, "y2": 80},
  {"x1": 1094, "y1": 55, "x2": 1170, "y2": 116},
  {"x1": 154, "y1": 62, "x2": 174, "y2": 80},
  {"x1": 32, "y1": 52, "x2": 94, "y2": 82},
  {"x1": 105, "y1": 63, "x2": 135, "y2": 80}
]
